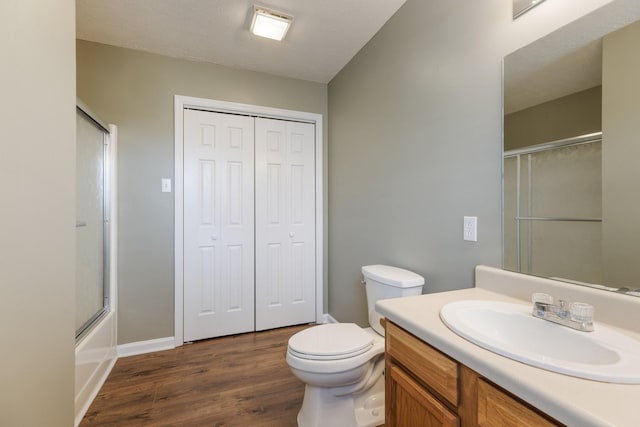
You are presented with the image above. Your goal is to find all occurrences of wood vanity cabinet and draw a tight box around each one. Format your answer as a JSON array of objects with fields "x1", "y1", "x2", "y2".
[{"x1": 385, "y1": 321, "x2": 563, "y2": 427}]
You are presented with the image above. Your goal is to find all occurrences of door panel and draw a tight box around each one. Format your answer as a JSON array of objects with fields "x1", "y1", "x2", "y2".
[
  {"x1": 183, "y1": 109, "x2": 254, "y2": 341},
  {"x1": 255, "y1": 118, "x2": 316, "y2": 330},
  {"x1": 75, "y1": 110, "x2": 107, "y2": 337}
]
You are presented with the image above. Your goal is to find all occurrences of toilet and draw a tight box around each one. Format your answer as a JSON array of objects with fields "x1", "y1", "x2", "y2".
[{"x1": 286, "y1": 264, "x2": 425, "y2": 427}]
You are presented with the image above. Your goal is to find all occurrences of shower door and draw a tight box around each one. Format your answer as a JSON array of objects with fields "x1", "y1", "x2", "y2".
[
  {"x1": 75, "y1": 107, "x2": 110, "y2": 340},
  {"x1": 503, "y1": 134, "x2": 602, "y2": 284}
]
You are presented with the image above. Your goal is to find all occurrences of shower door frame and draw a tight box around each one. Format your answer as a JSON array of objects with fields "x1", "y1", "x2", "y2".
[
  {"x1": 74, "y1": 99, "x2": 118, "y2": 426},
  {"x1": 503, "y1": 131, "x2": 603, "y2": 274},
  {"x1": 75, "y1": 100, "x2": 113, "y2": 341}
]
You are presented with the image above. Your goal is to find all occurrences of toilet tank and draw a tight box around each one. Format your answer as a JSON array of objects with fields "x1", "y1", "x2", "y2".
[{"x1": 362, "y1": 265, "x2": 425, "y2": 336}]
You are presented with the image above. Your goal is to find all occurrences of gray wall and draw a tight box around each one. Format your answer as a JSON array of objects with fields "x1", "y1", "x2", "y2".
[
  {"x1": 0, "y1": 0, "x2": 76, "y2": 425},
  {"x1": 326, "y1": 0, "x2": 613, "y2": 326},
  {"x1": 602, "y1": 19, "x2": 640, "y2": 288},
  {"x1": 77, "y1": 40, "x2": 328, "y2": 344},
  {"x1": 505, "y1": 86, "x2": 602, "y2": 150}
]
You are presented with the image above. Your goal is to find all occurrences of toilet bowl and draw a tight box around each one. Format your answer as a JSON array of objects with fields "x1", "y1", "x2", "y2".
[{"x1": 286, "y1": 265, "x2": 425, "y2": 427}]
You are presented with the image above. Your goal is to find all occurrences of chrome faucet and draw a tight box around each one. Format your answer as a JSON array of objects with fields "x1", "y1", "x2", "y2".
[{"x1": 531, "y1": 293, "x2": 594, "y2": 332}]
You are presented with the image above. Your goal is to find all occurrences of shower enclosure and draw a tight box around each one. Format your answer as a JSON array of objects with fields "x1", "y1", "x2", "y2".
[
  {"x1": 75, "y1": 101, "x2": 118, "y2": 425},
  {"x1": 503, "y1": 132, "x2": 603, "y2": 285},
  {"x1": 75, "y1": 104, "x2": 111, "y2": 340}
]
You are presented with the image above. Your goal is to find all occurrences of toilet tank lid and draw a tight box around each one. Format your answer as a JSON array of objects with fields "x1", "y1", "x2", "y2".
[{"x1": 362, "y1": 265, "x2": 424, "y2": 287}]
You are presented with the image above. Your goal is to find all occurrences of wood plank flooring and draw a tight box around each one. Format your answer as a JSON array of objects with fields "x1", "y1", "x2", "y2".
[{"x1": 81, "y1": 324, "x2": 311, "y2": 426}]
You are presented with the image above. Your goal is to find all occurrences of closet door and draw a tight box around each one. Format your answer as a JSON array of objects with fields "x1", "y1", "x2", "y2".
[
  {"x1": 255, "y1": 118, "x2": 316, "y2": 330},
  {"x1": 183, "y1": 109, "x2": 254, "y2": 341}
]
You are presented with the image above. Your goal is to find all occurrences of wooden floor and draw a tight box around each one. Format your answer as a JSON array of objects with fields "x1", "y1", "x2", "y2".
[{"x1": 81, "y1": 324, "x2": 311, "y2": 426}]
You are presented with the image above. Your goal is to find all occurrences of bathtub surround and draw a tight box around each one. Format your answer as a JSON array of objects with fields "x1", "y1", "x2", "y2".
[
  {"x1": 74, "y1": 122, "x2": 118, "y2": 426},
  {"x1": 75, "y1": 308, "x2": 118, "y2": 426}
]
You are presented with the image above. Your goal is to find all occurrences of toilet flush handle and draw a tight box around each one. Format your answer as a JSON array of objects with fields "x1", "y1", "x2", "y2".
[{"x1": 289, "y1": 231, "x2": 295, "y2": 238}]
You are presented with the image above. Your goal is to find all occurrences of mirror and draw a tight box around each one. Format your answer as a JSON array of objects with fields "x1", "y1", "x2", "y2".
[
  {"x1": 513, "y1": 0, "x2": 547, "y2": 19},
  {"x1": 503, "y1": 0, "x2": 640, "y2": 296}
]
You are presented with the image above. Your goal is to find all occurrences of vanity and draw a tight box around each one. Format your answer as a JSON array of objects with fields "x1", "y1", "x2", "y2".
[
  {"x1": 385, "y1": 321, "x2": 462, "y2": 426},
  {"x1": 377, "y1": 266, "x2": 640, "y2": 427},
  {"x1": 385, "y1": 320, "x2": 558, "y2": 426}
]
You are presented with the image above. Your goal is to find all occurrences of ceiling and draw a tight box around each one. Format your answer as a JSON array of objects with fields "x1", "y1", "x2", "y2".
[{"x1": 76, "y1": 0, "x2": 407, "y2": 84}]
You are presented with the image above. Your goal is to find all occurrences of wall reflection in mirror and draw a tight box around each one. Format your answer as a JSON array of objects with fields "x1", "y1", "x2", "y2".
[{"x1": 503, "y1": 0, "x2": 640, "y2": 296}]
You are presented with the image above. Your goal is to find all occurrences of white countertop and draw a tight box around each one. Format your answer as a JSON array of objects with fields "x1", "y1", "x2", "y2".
[{"x1": 376, "y1": 282, "x2": 640, "y2": 427}]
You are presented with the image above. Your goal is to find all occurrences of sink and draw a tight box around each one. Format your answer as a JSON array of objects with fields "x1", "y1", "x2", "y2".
[{"x1": 440, "y1": 300, "x2": 640, "y2": 383}]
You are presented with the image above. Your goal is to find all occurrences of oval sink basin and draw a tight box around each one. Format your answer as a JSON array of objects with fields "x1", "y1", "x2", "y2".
[{"x1": 440, "y1": 300, "x2": 640, "y2": 383}]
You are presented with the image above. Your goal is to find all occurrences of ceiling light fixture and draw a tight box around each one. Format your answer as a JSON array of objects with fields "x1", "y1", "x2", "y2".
[{"x1": 250, "y1": 6, "x2": 293, "y2": 41}]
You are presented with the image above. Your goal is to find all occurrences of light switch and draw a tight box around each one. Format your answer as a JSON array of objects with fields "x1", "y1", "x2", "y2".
[
  {"x1": 161, "y1": 178, "x2": 172, "y2": 193},
  {"x1": 463, "y1": 216, "x2": 477, "y2": 242}
]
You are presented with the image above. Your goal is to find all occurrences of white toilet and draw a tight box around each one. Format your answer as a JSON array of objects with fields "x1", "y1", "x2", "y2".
[{"x1": 286, "y1": 264, "x2": 425, "y2": 427}]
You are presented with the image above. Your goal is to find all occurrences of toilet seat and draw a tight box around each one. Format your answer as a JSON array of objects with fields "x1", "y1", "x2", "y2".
[
  {"x1": 288, "y1": 323, "x2": 373, "y2": 361},
  {"x1": 287, "y1": 324, "x2": 385, "y2": 375}
]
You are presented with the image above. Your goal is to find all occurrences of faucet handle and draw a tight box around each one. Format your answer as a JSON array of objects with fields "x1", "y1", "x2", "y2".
[
  {"x1": 532, "y1": 293, "x2": 554, "y2": 305},
  {"x1": 570, "y1": 302, "x2": 594, "y2": 323}
]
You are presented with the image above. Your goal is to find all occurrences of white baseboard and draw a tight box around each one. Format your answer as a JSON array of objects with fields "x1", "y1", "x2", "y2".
[
  {"x1": 117, "y1": 336, "x2": 175, "y2": 358},
  {"x1": 117, "y1": 318, "x2": 339, "y2": 358},
  {"x1": 319, "y1": 313, "x2": 338, "y2": 323}
]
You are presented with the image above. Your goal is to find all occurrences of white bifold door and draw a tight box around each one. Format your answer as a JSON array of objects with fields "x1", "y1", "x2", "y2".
[
  {"x1": 183, "y1": 109, "x2": 315, "y2": 341},
  {"x1": 255, "y1": 118, "x2": 316, "y2": 331},
  {"x1": 183, "y1": 110, "x2": 255, "y2": 341}
]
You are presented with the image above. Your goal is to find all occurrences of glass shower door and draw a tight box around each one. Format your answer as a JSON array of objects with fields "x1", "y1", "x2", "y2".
[
  {"x1": 75, "y1": 108, "x2": 110, "y2": 340},
  {"x1": 504, "y1": 136, "x2": 602, "y2": 285}
]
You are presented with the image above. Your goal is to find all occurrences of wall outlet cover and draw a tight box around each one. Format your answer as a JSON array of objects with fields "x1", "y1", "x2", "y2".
[{"x1": 463, "y1": 216, "x2": 477, "y2": 242}]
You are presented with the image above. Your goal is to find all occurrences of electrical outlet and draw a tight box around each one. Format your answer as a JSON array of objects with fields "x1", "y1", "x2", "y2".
[{"x1": 463, "y1": 216, "x2": 477, "y2": 242}]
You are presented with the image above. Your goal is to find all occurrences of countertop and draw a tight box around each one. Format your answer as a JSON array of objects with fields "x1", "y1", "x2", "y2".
[{"x1": 376, "y1": 286, "x2": 640, "y2": 427}]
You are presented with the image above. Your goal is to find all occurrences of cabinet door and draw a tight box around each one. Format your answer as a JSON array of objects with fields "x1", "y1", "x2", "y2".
[
  {"x1": 386, "y1": 322, "x2": 458, "y2": 406},
  {"x1": 477, "y1": 379, "x2": 559, "y2": 427},
  {"x1": 388, "y1": 365, "x2": 459, "y2": 427}
]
